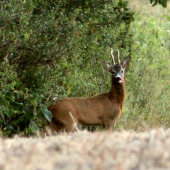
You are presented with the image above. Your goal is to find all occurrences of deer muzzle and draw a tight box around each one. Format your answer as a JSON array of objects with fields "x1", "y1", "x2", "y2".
[{"x1": 115, "y1": 75, "x2": 122, "y2": 83}]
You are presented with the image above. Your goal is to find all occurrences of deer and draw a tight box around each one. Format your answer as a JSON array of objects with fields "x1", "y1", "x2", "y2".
[{"x1": 48, "y1": 49, "x2": 130, "y2": 133}]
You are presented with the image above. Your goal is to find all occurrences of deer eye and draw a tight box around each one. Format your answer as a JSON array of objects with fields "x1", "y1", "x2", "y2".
[
  {"x1": 121, "y1": 70, "x2": 123, "y2": 73},
  {"x1": 112, "y1": 71, "x2": 116, "y2": 74}
]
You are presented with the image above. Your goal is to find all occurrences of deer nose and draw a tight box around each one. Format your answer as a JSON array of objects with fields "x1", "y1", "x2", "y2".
[{"x1": 115, "y1": 77, "x2": 121, "y2": 82}]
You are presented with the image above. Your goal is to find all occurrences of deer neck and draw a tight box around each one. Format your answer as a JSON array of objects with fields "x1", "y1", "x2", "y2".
[{"x1": 109, "y1": 77, "x2": 125, "y2": 103}]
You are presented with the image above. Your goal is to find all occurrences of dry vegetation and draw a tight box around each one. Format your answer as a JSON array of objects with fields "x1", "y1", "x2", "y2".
[{"x1": 1, "y1": 128, "x2": 170, "y2": 170}]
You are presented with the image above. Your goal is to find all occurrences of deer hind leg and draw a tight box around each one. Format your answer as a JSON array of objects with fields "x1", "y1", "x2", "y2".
[
  {"x1": 62, "y1": 113, "x2": 79, "y2": 132},
  {"x1": 48, "y1": 118, "x2": 64, "y2": 134},
  {"x1": 51, "y1": 114, "x2": 78, "y2": 133},
  {"x1": 62, "y1": 122, "x2": 77, "y2": 132}
]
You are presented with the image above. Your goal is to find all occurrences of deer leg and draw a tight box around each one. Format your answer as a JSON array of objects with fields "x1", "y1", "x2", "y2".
[
  {"x1": 62, "y1": 122, "x2": 76, "y2": 132},
  {"x1": 61, "y1": 112, "x2": 78, "y2": 132},
  {"x1": 103, "y1": 119, "x2": 112, "y2": 130},
  {"x1": 50, "y1": 119, "x2": 76, "y2": 133},
  {"x1": 103, "y1": 117, "x2": 117, "y2": 131},
  {"x1": 47, "y1": 120, "x2": 63, "y2": 135}
]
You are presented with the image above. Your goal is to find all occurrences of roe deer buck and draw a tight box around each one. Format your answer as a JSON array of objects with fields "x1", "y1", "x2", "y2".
[{"x1": 48, "y1": 49, "x2": 130, "y2": 132}]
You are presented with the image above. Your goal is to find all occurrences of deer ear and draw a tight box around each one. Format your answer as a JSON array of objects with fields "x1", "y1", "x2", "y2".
[
  {"x1": 121, "y1": 56, "x2": 130, "y2": 68},
  {"x1": 102, "y1": 62, "x2": 112, "y2": 73}
]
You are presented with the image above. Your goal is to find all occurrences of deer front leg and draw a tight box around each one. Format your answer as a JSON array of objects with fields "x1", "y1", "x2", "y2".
[
  {"x1": 103, "y1": 114, "x2": 120, "y2": 131},
  {"x1": 103, "y1": 118, "x2": 115, "y2": 131}
]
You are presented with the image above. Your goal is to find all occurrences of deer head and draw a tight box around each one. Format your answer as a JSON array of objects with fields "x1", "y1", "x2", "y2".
[{"x1": 102, "y1": 49, "x2": 130, "y2": 84}]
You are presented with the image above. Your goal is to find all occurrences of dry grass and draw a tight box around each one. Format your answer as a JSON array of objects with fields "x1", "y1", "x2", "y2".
[{"x1": 1, "y1": 128, "x2": 170, "y2": 170}]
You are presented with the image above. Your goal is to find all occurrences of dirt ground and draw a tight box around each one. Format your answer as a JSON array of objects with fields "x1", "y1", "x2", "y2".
[{"x1": 1, "y1": 128, "x2": 170, "y2": 170}]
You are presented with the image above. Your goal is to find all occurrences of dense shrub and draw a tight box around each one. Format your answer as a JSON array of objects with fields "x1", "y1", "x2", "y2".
[
  {"x1": 1, "y1": 0, "x2": 168, "y2": 136},
  {"x1": 0, "y1": 0, "x2": 134, "y2": 136}
]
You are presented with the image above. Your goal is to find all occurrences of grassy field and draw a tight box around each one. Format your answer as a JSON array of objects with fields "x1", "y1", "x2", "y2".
[
  {"x1": 1, "y1": 129, "x2": 170, "y2": 170},
  {"x1": 1, "y1": 1, "x2": 170, "y2": 169}
]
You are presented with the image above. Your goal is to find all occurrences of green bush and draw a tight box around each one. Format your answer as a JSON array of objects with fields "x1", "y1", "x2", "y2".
[
  {"x1": 0, "y1": 0, "x2": 134, "y2": 136},
  {"x1": 117, "y1": 4, "x2": 170, "y2": 131}
]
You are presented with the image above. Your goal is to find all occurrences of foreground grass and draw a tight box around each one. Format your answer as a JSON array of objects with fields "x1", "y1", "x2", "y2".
[{"x1": 0, "y1": 128, "x2": 170, "y2": 170}]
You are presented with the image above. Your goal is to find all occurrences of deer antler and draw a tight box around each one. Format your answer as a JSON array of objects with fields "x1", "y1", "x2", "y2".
[
  {"x1": 117, "y1": 49, "x2": 120, "y2": 64},
  {"x1": 111, "y1": 48, "x2": 115, "y2": 65}
]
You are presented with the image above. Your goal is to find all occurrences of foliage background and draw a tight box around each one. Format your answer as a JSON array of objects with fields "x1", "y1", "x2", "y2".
[
  {"x1": 0, "y1": 0, "x2": 170, "y2": 136},
  {"x1": 117, "y1": 0, "x2": 170, "y2": 131}
]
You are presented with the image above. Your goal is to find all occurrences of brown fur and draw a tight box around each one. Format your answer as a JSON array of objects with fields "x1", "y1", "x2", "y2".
[{"x1": 48, "y1": 54, "x2": 130, "y2": 133}]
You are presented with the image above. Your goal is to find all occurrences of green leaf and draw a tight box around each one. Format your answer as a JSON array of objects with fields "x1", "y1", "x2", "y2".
[
  {"x1": 6, "y1": 92, "x2": 15, "y2": 101},
  {"x1": 11, "y1": 101, "x2": 23, "y2": 110},
  {"x1": 1, "y1": 99, "x2": 9, "y2": 107},
  {"x1": 23, "y1": 107, "x2": 34, "y2": 119},
  {"x1": 29, "y1": 120, "x2": 38, "y2": 132},
  {"x1": 5, "y1": 125, "x2": 14, "y2": 130},
  {"x1": 39, "y1": 107, "x2": 52, "y2": 122},
  {"x1": 29, "y1": 94, "x2": 39, "y2": 104}
]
